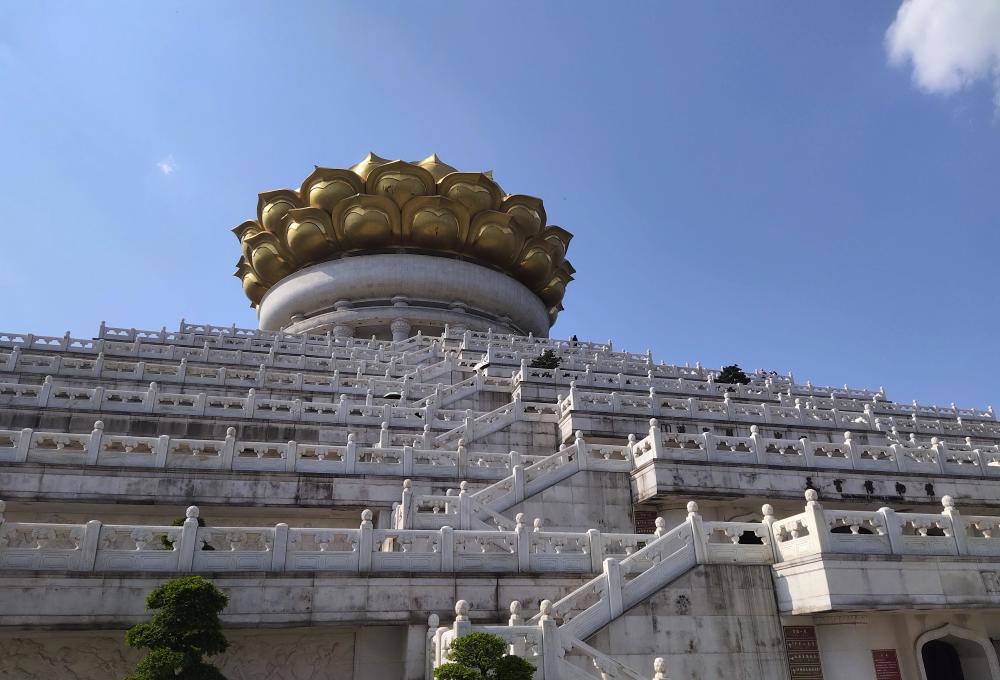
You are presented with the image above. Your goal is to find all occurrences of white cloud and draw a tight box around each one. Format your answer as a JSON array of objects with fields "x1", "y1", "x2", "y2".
[
  {"x1": 886, "y1": 0, "x2": 1000, "y2": 109},
  {"x1": 156, "y1": 155, "x2": 176, "y2": 175}
]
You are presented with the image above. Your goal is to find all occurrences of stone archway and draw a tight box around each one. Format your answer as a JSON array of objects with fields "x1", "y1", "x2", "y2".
[{"x1": 916, "y1": 623, "x2": 1000, "y2": 680}]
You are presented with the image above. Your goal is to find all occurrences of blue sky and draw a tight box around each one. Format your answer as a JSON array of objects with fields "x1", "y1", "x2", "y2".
[{"x1": 1, "y1": 2, "x2": 998, "y2": 409}]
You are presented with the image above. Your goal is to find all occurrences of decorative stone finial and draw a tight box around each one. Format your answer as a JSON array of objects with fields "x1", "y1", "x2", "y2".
[
  {"x1": 455, "y1": 600, "x2": 469, "y2": 620},
  {"x1": 653, "y1": 657, "x2": 667, "y2": 679},
  {"x1": 403, "y1": 479, "x2": 412, "y2": 489},
  {"x1": 460, "y1": 481, "x2": 469, "y2": 492},
  {"x1": 93, "y1": 420, "x2": 104, "y2": 431},
  {"x1": 575, "y1": 430, "x2": 584, "y2": 441},
  {"x1": 762, "y1": 504, "x2": 774, "y2": 518},
  {"x1": 510, "y1": 600, "x2": 522, "y2": 616},
  {"x1": 654, "y1": 517, "x2": 666, "y2": 531},
  {"x1": 428, "y1": 613, "x2": 440, "y2": 628},
  {"x1": 686, "y1": 501, "x2": 699, "y2": 515},
  {"x1": 942, "y1": 495, "x2": 955, "y2": 509},
  {"x1": 805, "y1": 489, "x2": 819, "y2": 504},
  {"x1": 750, "y1": 424, "x2": 759, "y2": 435},
  {"x1": 533, "y1": 518, "x2": 543, "y2": 531},
  {"x1": 226, "y1": 426, "x2": 236, "y2": 437},
  {"x1": 515, "y1": 513, "x2": 525, "y2": 528},
  {"x1": 347, "y1": 432, "x2": 356, "y2": 443},
  {"x1": 649, "y1": 417, "x2": 658, "y2": 428},
  {"x1": 539, "y1": 600, "x2": 552, "y2": 619},
  {"x1": 185, "y1": 505, "x2": 200, "y2": 519},
  {"x1": 361, "y1": 509, "x2": 374, "y2": 523}
]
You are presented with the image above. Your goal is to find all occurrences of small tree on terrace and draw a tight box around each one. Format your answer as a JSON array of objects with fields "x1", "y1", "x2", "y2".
[
  {"x1": 715, "y1": 364, "x2": 751, "y2": 386},
  {"x1": 124, "y1": 576, "x2": 230, "y2": 680},
  {"x1": 434, "y1": 632, "x2": 534, "y2": 680},
  {"x1": 529, "y1": 349, "x2": 561, "y2": 370}
]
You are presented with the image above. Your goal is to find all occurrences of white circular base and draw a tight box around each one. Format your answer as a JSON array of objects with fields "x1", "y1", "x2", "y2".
[{"x1": 257, "y1": 254, "x2": 551, "y2": 338}]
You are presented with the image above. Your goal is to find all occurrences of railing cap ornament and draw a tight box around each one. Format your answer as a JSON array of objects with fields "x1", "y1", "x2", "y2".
[
  {"x1": 455, "y1": 599, "x2": 469, "y2": 620},
  {"x1": 185, "y1": 505, "x2": 199, "y2": 519},
  {"x1": 942, "y1": 495, "x2": 956, "y2": 509},
  {"x1": 805, "y1": 489, "x2": 820, "y2": 505}
]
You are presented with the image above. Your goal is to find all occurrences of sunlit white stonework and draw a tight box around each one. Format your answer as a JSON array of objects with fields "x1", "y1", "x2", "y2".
[{"x1": 2, "y1": 158, "x2": 998, "y2": 680}]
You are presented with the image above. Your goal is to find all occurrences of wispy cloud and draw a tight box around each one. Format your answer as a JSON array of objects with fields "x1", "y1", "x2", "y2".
[
  {"x1": 886, "y1": 0, "x2": 1000, "y2": 112},
  {"x1": 156, "y1": 155, "x2": 177, "y2": 175}
]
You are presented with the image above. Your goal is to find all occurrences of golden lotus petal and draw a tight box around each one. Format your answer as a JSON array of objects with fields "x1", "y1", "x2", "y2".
[
  {"x1": 439, "y1": 172, "x2": 502, "y2": 214},
  {"x1": 501, "y1": 195, "x2": 546, "y2": 237},
  {"x1": 415, "y1": 153, "x2": 458, "y2": 182},
  {"x1": 256, "y1": 190, "x2": 303, "y2": 234},
  {"x1": 285, "y1": 207, "x2": 337, "y2": 263},
  {"x1": 402, "y1": 196, "x2": 470, "y2": 252},
  {"x1": 366, "y1": 161, "x2": 436, "y2": 210},
  {"x1": 332, "y1": 194, "x2": 401, "y2": 250},
  {"x1": 467, "y1": 211, "x2": 522, "y2": 267},
  {"x1": 300, "y1": 168, "x2": 363, "y2": 212},
  {"x1": 350, "y1": 152, "x2": 391, "y2": 181}
]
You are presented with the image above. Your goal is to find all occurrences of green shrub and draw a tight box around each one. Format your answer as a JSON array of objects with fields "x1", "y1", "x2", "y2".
[
  {"x1": 434, "y1": 632, "x2": 534, "y2": 680},
  {"x1": 528, "y1": 349, "x2": 561, "y2": 370},
  {"x1": 124, "y1": 576, "x2": 229, "y2": 680}
]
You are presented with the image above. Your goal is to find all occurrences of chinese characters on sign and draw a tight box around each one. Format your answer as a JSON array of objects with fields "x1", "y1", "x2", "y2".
[
  {"x1": 784, "y1": 626, "x2": 824, "y2": 680},
  {"x1": 872, "y1": 649, "x2": 902, "y2": 680}
]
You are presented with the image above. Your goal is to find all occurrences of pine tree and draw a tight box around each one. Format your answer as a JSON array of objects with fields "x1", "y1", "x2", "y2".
[
  {"x1": 715, "y1": 364, "x2": 751, "y2": 385},
  {"x1": 124, "y1": 576, "x2": 230, "y2": 680},
  {"x1": 434, "y1": 632, "x2": 534, "y2": 680},
  {"x1": 528, "y1": 349, "x2": 561, "y2": 370}
]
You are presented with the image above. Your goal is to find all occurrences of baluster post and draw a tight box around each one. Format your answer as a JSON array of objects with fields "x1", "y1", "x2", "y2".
[
  {"x1": 358, "y1": 509, "x2": 374, "y2": 573},
  {"x1": 686, "y1": 501, "x2": 708, "y2": 564},
  {"x1": 220, "y1": 427, "x2": 236, "y2": 470},
  {"x1": 85, "y1": 420, "x2": 104, "y2": 465},
  {"x1": 271, "y1": 523, "x2": 289, "y2": 571},
  {"x1": 344, "y1": 433, "x2": 357, "y2": 475},
  {"x1": 761, "y1": 504, "x2": 779, "y2": 563},
  {"x1": 284, "y1": 440, "x2": 297, "y2": 472},
  {"x1": 575, "y1": 430, "x2": 589, "y2": 471},
  {"x1": 804, "y1": 490, "x2": 832, "y2": 554},
  {"x1": 876, "y1": 506, "x2": 904, "y2": 555},
  {"x1": 80, "y1": 519, "x2": 102, "y2": 571},
  {"x1": 587, "y1": 528, "x2": 603, "y2": 572},
  {"x1": 941, "y1": 495, "x2": 966, "y2": 556},
  {"x1": 515, "y1": 514, "x2": 530, "y2": 572},
  {"x1": 603, "y1": 558, "x2": 624, "y2": 617},
  {"x1": 538, "y1": 601, "x2": 560, "y2": 680},
  {"x1": 16, "y1": 428, "x2": 33, "y2": 463},
  {"x1": 441, "y1": 525, "x2": 455, "y2": 572},
  {"x1": 176, "y1": 506, "x2": 200, "y2": 572}
]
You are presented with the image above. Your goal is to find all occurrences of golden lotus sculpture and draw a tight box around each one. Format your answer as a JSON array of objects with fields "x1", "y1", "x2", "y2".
[{"x1": 232, "y1": 153, "x2": 574, "y2": 324}]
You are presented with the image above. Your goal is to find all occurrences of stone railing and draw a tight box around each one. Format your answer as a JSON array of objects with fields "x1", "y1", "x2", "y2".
[
  {"x1": 0, "y1": 502, "x2": 655, "y2": 576},
  {"x1": 0, "y1": 332, "x2": 458, "y2": 378},
  {"x1": 779, "y1": 394, "x2": 994, "y2": 422},
  {"x1": 104, "y1": 320, "x2": 441, "y2": 354},
  {"x1": 429, "y1": 600, "x2": 670, "y2": 680},
  {"x1": 0, "y1": 378, "x2": 522, "y2": 431},
  {"x1": 515, "y1": 363, "x2": 778, "y2": 401},
  {"x1": 769, "y1": 490, "x2": 1000, "y2": 561},
  {"x1": 432, "y1": 398, "x2": 559, "y2": 449},
  {"x1": 631, "y1": 418, "x2": 1000, "y2": 478},
  {"x1": 6, "y1": 491, "x2": 996, "y2": 575},
  {"x1": 562, "y1": 386, "x2": 1000, "y2": 440},
  {"x1": 402, "y1": 434, "x2": 632, "y2": 530},
  {"x1": 1, "y1": 349, "x2": 510, "y2": 402},
  {"x1": 0, "y1": 423, "x2": 548, "y2": 480}
]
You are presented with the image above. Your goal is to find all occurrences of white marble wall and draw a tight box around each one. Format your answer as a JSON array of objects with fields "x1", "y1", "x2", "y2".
[{"x1": 584, "y1": 564, "x2": 790, "y2": 680}]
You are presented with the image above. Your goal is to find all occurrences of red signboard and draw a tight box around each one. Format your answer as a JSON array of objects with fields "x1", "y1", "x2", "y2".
[
  {"x1": 784, "y1": 626, "x2": 824, "y2": 679},
  {"x1": 872, "y1": 649, "x2": 902, "y2": 680}
]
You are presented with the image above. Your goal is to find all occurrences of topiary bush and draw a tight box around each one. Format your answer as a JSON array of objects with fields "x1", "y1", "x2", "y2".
[
  {"x1": 124, "y1": 575, "x2": 230, "y2": 680},
  {"x1": 715, "y1": 364, "x2": 751, "y2": 386},
  {"x1": 528, "y1": 349, "x2": 561, "y2": 370},
  {"x1": 434, "y1": 632, "x2": 534, "y2": 680}
]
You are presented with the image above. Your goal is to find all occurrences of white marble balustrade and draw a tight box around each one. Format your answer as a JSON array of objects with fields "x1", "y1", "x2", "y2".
[
  {"x1": 0, "y1": 423, "x2": 546, "y2": 480},
  {"x1": 562, "y1": 384, "x2": 1000, "y2": 441},
  {"x1": 631, "y1": 418, "x2": 1000, "y2": 478},
  {"x1": 0, "y1": 502, "x2": 661, "y2": 576}
]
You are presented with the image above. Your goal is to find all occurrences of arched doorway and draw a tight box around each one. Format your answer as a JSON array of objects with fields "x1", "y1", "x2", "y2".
[
  {"x1": 922, "y1": 639, "x2": 964, "y2": 679},
  {"x1": 916, "y1": 624, "x2": 1000, "y2": 680}
]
